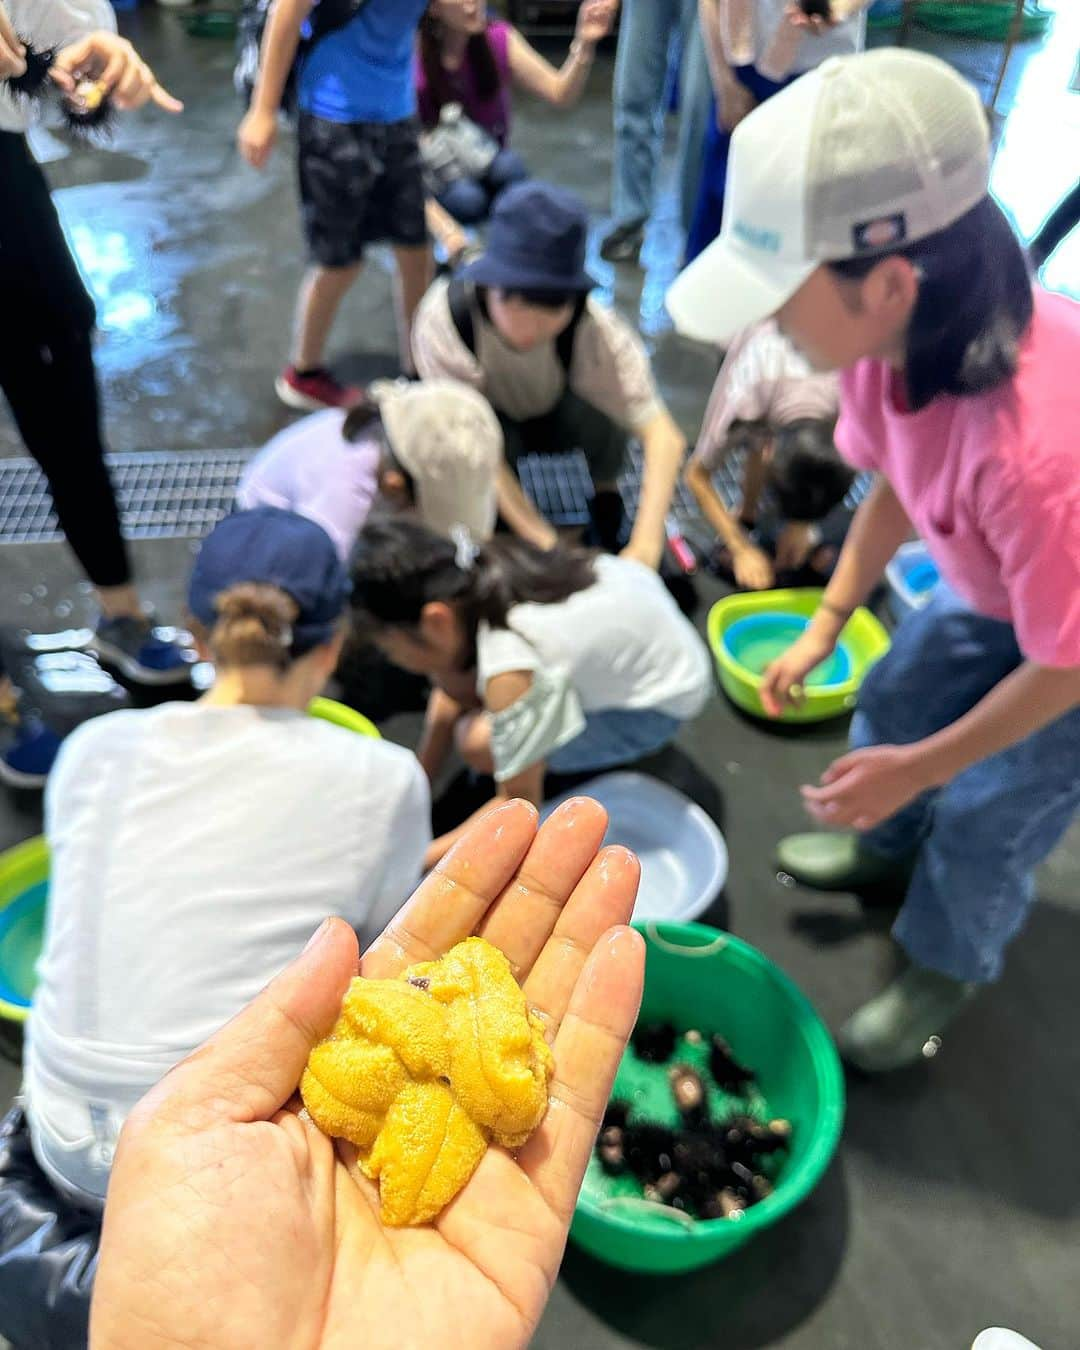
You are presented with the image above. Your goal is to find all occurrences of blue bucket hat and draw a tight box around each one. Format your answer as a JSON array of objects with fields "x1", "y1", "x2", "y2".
[
  {"x1": 465, "y1": 180, "x2": 597, "y2": 293},
  {"x1": 188, "y1": 508, "x2": 350, "y2": 656}
]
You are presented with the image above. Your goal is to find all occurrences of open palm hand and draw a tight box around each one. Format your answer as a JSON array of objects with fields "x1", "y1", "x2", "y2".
[{"x1": 91, "y1": 798, "x2": 644, "y2": 1350}]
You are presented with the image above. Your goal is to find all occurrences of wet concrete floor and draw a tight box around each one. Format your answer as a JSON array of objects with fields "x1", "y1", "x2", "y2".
[{"x1": 1, "y1": 6, "x2": 1079, "y2": 1348}]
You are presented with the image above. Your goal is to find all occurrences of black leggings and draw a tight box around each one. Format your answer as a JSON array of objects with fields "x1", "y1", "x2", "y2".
[
  {"x1": 0, "y1": 133, "x2": 130, "y2": 589},
  {"x1": 1031, "y1": 179, "x2": 1080, "y2": 265}
]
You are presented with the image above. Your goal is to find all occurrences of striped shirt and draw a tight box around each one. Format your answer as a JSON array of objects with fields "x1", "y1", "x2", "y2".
[{"x1": 692, "y1": 320, "x2": 839, "y2": 472}]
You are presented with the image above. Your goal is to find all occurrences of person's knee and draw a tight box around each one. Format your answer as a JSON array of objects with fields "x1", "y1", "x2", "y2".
[
  {"x1": 439, "y1": 179, "x2": 490, "y2": 225},
  {"x1": 488, "y1": 150, "x2": 529, "y2": 194},
  {"x1": 455, "y1": 712, "x2": 494, "y2": 774}
]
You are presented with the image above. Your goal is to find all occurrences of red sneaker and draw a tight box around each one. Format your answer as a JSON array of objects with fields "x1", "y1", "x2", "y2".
[{"x1": 275, "y1": 366, "x2": 365, "y2": 411}]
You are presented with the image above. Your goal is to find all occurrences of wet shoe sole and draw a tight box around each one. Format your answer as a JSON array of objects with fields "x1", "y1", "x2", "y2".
[{"x1": 88, "y1": 637, "x2": 195, "y2": 687}]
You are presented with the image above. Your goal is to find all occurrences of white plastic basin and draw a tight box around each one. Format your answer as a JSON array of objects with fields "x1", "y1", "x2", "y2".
[{"x1": 541, "y1": 771, "x2": 728, "y2": 923}]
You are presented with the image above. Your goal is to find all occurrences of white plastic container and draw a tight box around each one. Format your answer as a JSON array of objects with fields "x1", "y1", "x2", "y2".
[
  {"x1": 541, "y1": 772, "x2": 728, "y2": 923},
  {"x1": 885, "y1": 540, "x2": 941, "y2": 621}
]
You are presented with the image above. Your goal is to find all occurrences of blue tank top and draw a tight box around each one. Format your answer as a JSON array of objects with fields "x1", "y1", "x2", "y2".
[{"x1": 298, "y1": 0, "x2": 428, "y2": 125}]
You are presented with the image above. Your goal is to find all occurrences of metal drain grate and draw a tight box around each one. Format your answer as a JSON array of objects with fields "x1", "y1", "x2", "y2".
[
  {"x1": 1, "y1": 444, "x2": 871, "y2": 549},
  {"x1": 517, "y1": 443, "x2": 707, "y2": 532},
  {"x1": 0, "y1": 450, "x2": 253, "y2": 544}
]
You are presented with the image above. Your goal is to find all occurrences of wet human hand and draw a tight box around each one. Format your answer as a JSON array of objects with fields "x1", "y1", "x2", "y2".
[
  {"x1": 733, "y1": 544, "x2": 775, "y2": 591},
  {"x1": 91, "y1": 798, "x2": 644, "y2": 1350},
  {"x1": 238, "y1": 106, "x2": 278, "y2": 168},
  {"x1": 760, "y1": 622, "x2": 839, "y2": 717},
  {"x1": 50, "y1": 33, "x2": 182, "y2": 111},
  {"x1": 576, "y1": 0, "x2": 618, "y2": 45},
  {"x1": 0, "y1": 4, "x2": 26, "y2": 79},
  {"x1": 801, "y1": 744, "x2": 929, "y2": 830},
  {"x1": 785, "y1": 1, "x2": 836, "y2": 33}
]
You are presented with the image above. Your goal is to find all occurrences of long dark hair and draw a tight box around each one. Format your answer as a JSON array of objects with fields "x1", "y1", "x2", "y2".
[
  {"x1": 419, "y1": 10, "x2": 501, "y2": 121},
  {"x1": 828, "y1": 195, "x2": 1033, "y2": 411},
  {"x1": 350, "y1": 519, "x2": 596, "y2": 644}
]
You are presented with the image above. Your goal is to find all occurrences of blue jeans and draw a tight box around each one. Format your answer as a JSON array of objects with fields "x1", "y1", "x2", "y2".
[
  {"x1": 611, "y1": 0, "x2": 710, "y2": 234},
  {"x1": 684, "y1": 65, "x2": 791, "y2": 264},
  {"x1": 436, "y1": 147, "x2": 529, "y2": 225},
  {"x1": 851, "y1": 584, "x2": 1080, "y2": 984},
  {"x1": 548, "y1": 708, "x2": 682, "y2": 775}
]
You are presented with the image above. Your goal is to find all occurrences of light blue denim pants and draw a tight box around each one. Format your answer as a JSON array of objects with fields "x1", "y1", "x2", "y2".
[
  {"x1": 610, "y1": 0, "x2": 710, "y2": 234},
  {"x1": 851, "y1": 583, "x2": 1080, "y2": 984}
]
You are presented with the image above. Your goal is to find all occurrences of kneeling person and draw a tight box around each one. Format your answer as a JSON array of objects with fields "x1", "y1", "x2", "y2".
[
  {"x1": 412, "y1": 180, "x2": 687, "y2": 567},
  {"x1": 350, "y1": 518, "x2": 714, "y2": 867},
  {"x1": 684, "y1": 320, "x2": 852, "y2": 590}
]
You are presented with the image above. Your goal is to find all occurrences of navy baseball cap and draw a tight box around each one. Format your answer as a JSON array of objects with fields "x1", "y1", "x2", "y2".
[
  {"x1": 466, "y1": 180, "x2": 596, "y2": 293},
  {"x1": 188, "y1": 508, "x2": 350, "y2": 656}
]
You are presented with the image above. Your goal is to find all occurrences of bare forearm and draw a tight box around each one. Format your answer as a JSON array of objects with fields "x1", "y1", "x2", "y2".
[
  {"x1": 699, "y1": 0, "x2": 735, "y2": 98},
  {"x1": 496, "y1": 463, "x2": 558, "y2": 550},
  {"x1": 509, "y1": 28, "x2": 595, "y2": 108},
  {"x1": 812, "y1": 477, "x2": 911, "y2": 637},
  {"x1": 918, "y1": 662, "x2": 1080, "y2": 788},
  {"x1": 629, "y1": 415, "x2": 687, "y2": 566},
  {"x1": 685, "y1": 461, "x2": 752, "y2": 554},
  {"x1": 251, "y1": 0, "x2": 308, "y2": 114}
]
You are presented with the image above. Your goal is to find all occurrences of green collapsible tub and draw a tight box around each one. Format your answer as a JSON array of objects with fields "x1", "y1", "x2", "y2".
[
  {"x1": 707, "y1": 587, "x2": 890, "y2": 724},
  {"x1": 571, "y1": 921, "x2": 844, "y2": 1273}
]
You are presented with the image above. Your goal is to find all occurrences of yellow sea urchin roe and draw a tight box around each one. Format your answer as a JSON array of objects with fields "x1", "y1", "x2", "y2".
[{"x1": 300, "y1": 937, "x2": 554, "y2": 1226}]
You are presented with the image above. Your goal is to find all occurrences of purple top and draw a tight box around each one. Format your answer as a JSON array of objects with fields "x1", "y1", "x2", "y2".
[{"x1": 416, "y1": 19, "x2": 514, "y2": 147}]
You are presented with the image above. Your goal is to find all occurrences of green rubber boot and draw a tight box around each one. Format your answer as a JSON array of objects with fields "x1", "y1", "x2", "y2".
[
  {"x1": 775, "y1": 832, "x2": 915, "y2": 894},
  {"x1": 837, "y1": 967, "x2": 978, "y2": 1073}
]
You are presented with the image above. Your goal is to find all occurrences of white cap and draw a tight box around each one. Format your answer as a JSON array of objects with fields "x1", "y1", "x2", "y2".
[
  {"x1": 371, "y1": 379, "x2": 502, "y2": 543},
  {"x1": 667, "y1": 49, "x2": 990, "y2": 345}
]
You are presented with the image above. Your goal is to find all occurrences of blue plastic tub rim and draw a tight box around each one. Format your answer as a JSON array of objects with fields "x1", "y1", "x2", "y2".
[{"x1": 722, "y1": 612, "x2": 853, "y2": 685}]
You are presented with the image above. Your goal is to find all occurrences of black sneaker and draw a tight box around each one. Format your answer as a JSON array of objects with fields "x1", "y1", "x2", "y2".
[
  {"x1": 599, "y1": 220, "x2": 645, "y2": 264},
  {"x1": 90, "y1": 616, "x2": 197, "y2": 686}
]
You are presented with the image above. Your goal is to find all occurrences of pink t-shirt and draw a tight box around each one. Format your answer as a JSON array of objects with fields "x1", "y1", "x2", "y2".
[{"x1": 836, "y1": 289, "x2": 1080, "y2": 668}]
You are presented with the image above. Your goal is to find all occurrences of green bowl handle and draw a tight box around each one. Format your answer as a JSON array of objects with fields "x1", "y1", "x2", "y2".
[
  {"x1": 644, "y1": 923, "x2": 730, "y2": 959},
  {"x1": 597, "y1": 1196, "x2": 700, "y2": 1229}
]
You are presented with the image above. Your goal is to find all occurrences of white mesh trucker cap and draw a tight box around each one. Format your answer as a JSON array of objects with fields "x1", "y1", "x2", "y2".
[{"x1": 666, "y1": 49, "x2": 990, "y2": 345}]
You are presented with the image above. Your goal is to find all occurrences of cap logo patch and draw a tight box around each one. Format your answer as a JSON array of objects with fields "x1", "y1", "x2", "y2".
[
  {"x1": 732, "y1": 220, "x2": 782, "y2": 254},
  {"x1": 853, "y1": 213, "x2": 907, "y2": 252}
]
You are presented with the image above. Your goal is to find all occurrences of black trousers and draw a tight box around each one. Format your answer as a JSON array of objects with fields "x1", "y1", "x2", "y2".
[
  {"x1": 0, "y1": 132, "x2": 130, "y2": 588},
  {"x1": 1031, "y1": 178, "x2": 1080, "y2": 265}
]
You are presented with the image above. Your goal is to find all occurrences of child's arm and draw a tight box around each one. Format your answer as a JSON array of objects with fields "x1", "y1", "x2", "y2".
[
  {"x1": 416, "y1": 686, "x2": 465, "y2": 783},
  {"x1": 803, "y1": 662, "x2": 1080, "y2": 832},
  {"x1": 495, "y1": 462, "x2": 559, "y2": 552},
  {"x1": 424, "y1": 198, "x2": 470, "y2": 266},
  {"x1": 422, "y1": 671, "x2": 546, "y2": 869},
  {"x1": 237, "y1": 0, "x2": 312, "y2": 169},
  {"x1": 506, "y1": 0, "x2": 614, "y2": 109},
  {"x1": 684, "y1": 448, "x2": 775, "y2": 590},
  {"x1": 621, "y1": 409, "x2": 687, "y2": 570}
]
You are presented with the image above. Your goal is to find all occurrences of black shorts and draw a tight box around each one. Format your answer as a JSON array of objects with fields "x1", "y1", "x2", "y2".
[{"x1": 297, "y1": 113, "x2": 427, "y2": 267}]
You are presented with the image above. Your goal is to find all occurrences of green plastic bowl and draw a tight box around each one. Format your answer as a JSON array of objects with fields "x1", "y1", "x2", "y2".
[
  {"x1": 707, "y1": 588, "x2": 890, "y2": 723},
  {"x1": 307, "y1": 697, "x2": 381, "y2": 739},
  {"x1": 570, "y1": 921, "x2": 844, "y2": 1273},
  {"x1": 0, "y1": 836, "x2": 49, "y2": 1024}
]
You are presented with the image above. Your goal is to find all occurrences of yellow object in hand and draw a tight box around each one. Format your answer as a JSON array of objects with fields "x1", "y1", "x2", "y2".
[{"x1": 301, "y1": 937, "x2": 554, "y2": 1226}]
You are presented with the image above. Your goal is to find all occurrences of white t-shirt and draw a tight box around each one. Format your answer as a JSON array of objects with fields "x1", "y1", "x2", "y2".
[
  {"x1": 476, "y1": 556, "x2": 713, "y2": 779},
  {"x1": 25, "y1": 702, "x2": 430, "y2": 1197}
]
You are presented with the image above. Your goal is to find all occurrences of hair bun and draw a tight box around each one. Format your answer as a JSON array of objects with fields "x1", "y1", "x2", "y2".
[{"x1": 211, "y1": 582, "x2": 299, "y2": 670}]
